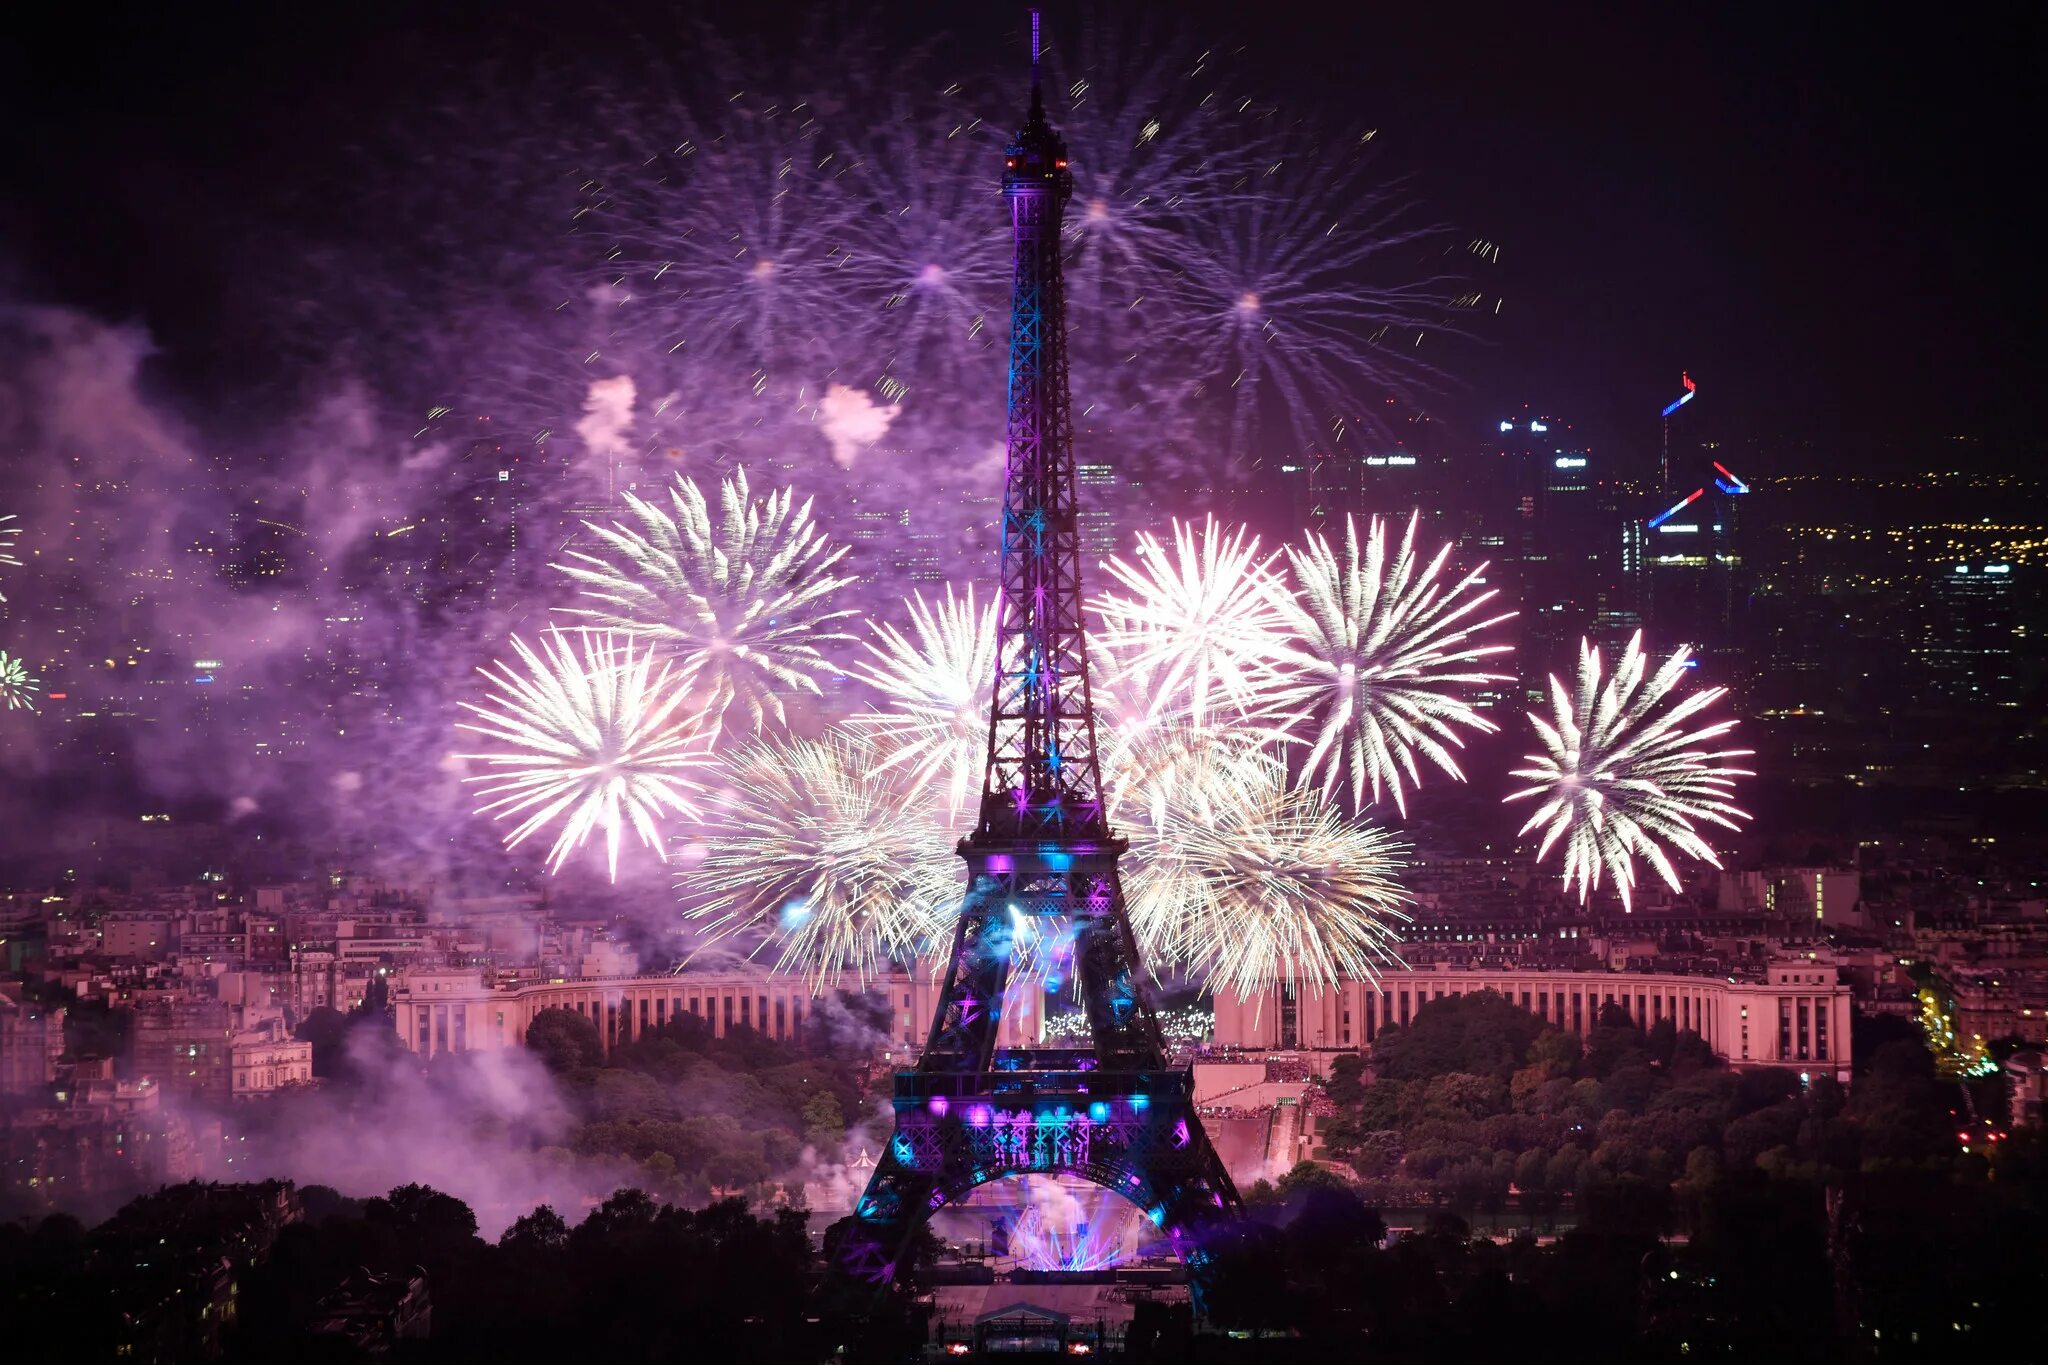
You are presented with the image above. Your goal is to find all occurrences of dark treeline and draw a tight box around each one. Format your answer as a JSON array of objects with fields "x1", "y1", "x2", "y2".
[{"x1": 5, "y1": 992, "x2": 2041, "y2": 1361}]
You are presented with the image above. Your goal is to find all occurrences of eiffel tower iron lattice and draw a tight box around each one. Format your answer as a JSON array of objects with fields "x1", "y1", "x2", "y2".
[{"x1": 837, "y1": 15, "x2": 1242, "y2": 1304}]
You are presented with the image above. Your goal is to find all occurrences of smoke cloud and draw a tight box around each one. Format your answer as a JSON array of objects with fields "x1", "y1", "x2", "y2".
[
  {"x1": 219, "y1": 1033, "x2": 635, "y2": 1238},
  {"x1": 815, "y1": 382, "x2": 900, "y2": 470}
]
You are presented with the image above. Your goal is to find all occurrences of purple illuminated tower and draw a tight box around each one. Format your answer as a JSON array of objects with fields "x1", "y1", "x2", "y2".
[{"x1": 836, "y1": 13, "x2": 1240, "y2": 1305}]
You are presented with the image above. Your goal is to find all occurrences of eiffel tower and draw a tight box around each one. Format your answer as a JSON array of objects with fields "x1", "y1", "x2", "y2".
[{"x1": 837, "y1": 12, "x2": 1241, "y2": 1304}]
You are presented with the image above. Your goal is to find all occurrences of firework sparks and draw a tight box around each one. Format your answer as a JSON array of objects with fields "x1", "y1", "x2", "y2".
[
  {"x1": 1275, "y1": 511, "x2": 1515, "y2": 815},
  {"x1": 457, "y1": 629, "x2": 712, "y2": 881},
  {"x1": 0, "y1": 649, "x2": 39, "y2": 712},
  {"x1": 1505, "y1": 633, "x2": 1753, "y2": 909},
  {"x1": 1101, "y1": 716, "x2": 1273, "y2": 831},
  {"x1": 1130, "y1": 757, "x2": 1409, "y2": 997},
  {"x1": 590, "y1": 86, "x2": 872, "y2": 380},
  {"x1": 846, "y1": 586, "x2": 1000, "y2": 822},
  {"x1": 1178, "y1": 132, "x2": 1486, "y2": 461},
  {"x1": 555, "y1": 467, "x2": 857, "y2": 732},
  {"x1": 1091, "y1": 517, "x2": 1292, "y2": 728},
  {"x1": 686, "y1": 732, "x2": 958, "y2": 989},
  {"x1": 0, "y1": 514, "x2": 20, "y2": 603}
]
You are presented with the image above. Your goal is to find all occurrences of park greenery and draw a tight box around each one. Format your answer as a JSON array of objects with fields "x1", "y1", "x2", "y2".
[{"x1": 1296, "y1": 990, "x2": 1977, "y2": 1221}]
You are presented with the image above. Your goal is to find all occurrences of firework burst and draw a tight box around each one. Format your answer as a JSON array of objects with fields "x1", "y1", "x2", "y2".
[
  {"x1": 1275, "y1": 511, "x2": 1515, "y2": 815},
  {"x1": 555, "y1": 467, "x2": 857, "y2": 731},
  {"x1": 1091, "y1": 517, "x2": 1292, "y2": 728},
  {"x1": 588, "y1": 83, "x2": 871, "y2": 382},
  {"x1": 0, "y1": 649, "x2": 39, "y2": 712},
  {"x1": 847, "y1": 103, "x2": 1008, "y2": 432},
  {"x1": 1177, "y1": 132, "x2": 1485, "y2": 461},
  {"x1": 1130, "y1": 757, "x2": 1409, "y2": 997},
  {"x1": 457, "y1": 629, "x2": 713, "y2": 881},
  {"x1": 1048, "y1": 30, "x2": 1268, "y2": 349},
  {"x1": 846, "y1": 586, "x2": 1000, "y2": 822},
  {"x1": 1505, "y1": 633, "x2": 1753, "y2": 909},
  {"x1": 1091, "y1": 644, "x2": 1277, "y2": 829},
  {"x1": 0, "y1": 514, "x2": 20, "y2": 597},
  {"x1": 686, "y1": 732, "x2": 957, "y2": 989}
]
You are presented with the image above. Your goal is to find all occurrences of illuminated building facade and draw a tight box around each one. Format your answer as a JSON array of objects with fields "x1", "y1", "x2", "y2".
[
  {"x1": 1493, "y1": 411, "x2": 1634, "y2": 689},
  {"x1": 390, "y1": 965, "x2": 1042, "y2": 1059},
  {"x1": 1214, "y1": 959, "x2": 1852, "y2": 1081},
  {"x1": 1916, "y1": 559, "x2": 2022, "y2": 707}
]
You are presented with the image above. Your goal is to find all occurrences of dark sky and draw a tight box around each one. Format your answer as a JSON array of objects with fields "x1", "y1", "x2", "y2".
[{"x1": 4, "y1": 1, "x2": 2038, "y2": 471}]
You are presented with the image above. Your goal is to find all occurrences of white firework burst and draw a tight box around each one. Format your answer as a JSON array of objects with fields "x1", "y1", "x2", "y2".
[
  {"x1": 1130, "y1": 756, "x2": 1409, "y2": 998},
  {"x1": 1505, "y1": 633, "x2": 1753, "y2": 909},
  {"x1": 1091, "y1": 517, "x2": 1293, "y2": 728},
  {"x1": 1091, "y1": 641, "x2": 1276, "y2": 830},
  {"x1": 685, "y1": 732, "x2": 958, "y2": 990},
  {"x1": 0, "y1": 649, "x2": 39, "y2": 713},
  {"x1": 1275, "y1": 511, "x2": 1515, "y2": 815},
  {"x1": 846, "y1": 586, "x2": 1000, "y2": 822},
  {"x1": 457, "y1": 629, "x2": 714, "y2": 881},
  {"x1": 554, "y1": 467, "x2": 858, "y2": 732}
]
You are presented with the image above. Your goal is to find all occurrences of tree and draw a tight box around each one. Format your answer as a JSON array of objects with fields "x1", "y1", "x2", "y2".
[
  {"x1": 801, "y1": 1092, "x2": 846, "y2": 1151},
  {"x1": 1669, "y1": 1028, "x2": 1716, "y2": 1073},
  {"x1": 526, "y1": 1006, "x2": 602, "y2": 1074},
  {"x1": 295, "y1": 1006, "x2": 349, "y2": 1078},
  {"x1": 1372, "y1": 992, "x2": 1549, "y2": 1082},
  {"x1": 1326, "y1": 1054, "x2": 1368, "y2": 1107},
  {"x1": 1528, "y1": 1028, "x2": 1582, "y2": 1079},
  {"x1": 500, "y1": 1204, "x2": 570, "y2": 1256},
  {"x1": 1422, "y1": 1071, "x2": 1502, "y2": 1120},
  {"x1": 1645, "y1": 1017, "x2": 1678, "y2": 1067}
]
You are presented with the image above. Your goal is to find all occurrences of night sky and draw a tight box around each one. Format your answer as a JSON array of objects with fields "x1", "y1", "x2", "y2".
[{"x1": 3, "y1": 0, "x2": 2039, "y2": 469}]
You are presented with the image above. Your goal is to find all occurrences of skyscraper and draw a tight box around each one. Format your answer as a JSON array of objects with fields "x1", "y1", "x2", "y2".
[{"x1": 1642, "y1": 374, "x2": 1751, "y2": 675}]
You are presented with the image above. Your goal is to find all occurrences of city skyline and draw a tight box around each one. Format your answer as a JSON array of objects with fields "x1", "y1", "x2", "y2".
[{"x1": 1, "y1": 5, "x2": 2044, "y2": 1359}]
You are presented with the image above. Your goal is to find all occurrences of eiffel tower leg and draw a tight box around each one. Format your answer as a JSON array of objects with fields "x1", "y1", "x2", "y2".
[
  {"x1": 920, "y1": 878, "x2": 1020, "y2": 1069},
  {"x1": 1072, "y1": 885, "x2": 1165, "y2": 1070},
  {"x1": 833, "y1": 1142, "x2": 940, "y2": 1302}
]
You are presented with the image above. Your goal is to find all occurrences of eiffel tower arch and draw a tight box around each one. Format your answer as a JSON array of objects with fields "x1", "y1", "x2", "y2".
[{"x1": 837, "y1": 13, "x2": 1241, "y2": 1305}]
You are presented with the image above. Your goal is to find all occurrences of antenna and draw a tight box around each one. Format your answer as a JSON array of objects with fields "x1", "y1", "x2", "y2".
[{"x1": 1029, "y1": 9, "x2": 1043, "y2": 115}]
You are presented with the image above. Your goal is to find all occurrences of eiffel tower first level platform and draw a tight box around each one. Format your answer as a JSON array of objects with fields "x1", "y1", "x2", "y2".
[
  {"x1": 839, "y1": 1054, "x2": 1238, "y2": 1290},
  {"x1": 836, "y1": 11, "x2": 1242, "y2": 1308}
]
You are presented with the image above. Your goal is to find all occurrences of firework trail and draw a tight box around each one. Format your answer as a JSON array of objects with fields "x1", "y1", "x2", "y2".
[
  {"x1": 456, "y1": 629, "x2": 714, "y2": 881},
  {"x1": 1505, "y1": 633, "x2": 1753, "y2": 909},
  {"x1": 1130, "y1": 756, "x2": 1409, "y2": 997},
  {"x1": 1091, "y1": 516, "x2": 1293, "y2": 729},
  {"x1": 555, "y1": 467, "x2": 858, "y2": 732},
  {"x1": 0, "y1": 650, "x2": 39, "y2": 713},
  {"x1": 557, "y1": 23, "x2": 1489, "y2": 496},
  {"x1": 589, "y1": 83, "x2": 871, "y2": 385},
  {"x1": 685, "y1": 732, "x2": 958, "y2": 990},
  {"x1": 0, "y1": 514, "x2": 20, "y2": 602},
  {"x1": 1274, "y1": 511, "x2": 1515, "y2": 815},
  {"x1": 846, "y1": 586, "x2": 1000, "y2": 823},
  {"x1": 1178, "y1": 129, "x2": 1485, "y2": 463},
  {"x1": 845, "y1": 98, "x2": 1008, "y2": 437}
]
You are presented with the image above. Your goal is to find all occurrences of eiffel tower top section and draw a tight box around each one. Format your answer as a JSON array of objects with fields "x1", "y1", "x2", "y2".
[{"x1": 971, "y1": 10, "x2": 1111, "y2": 851}]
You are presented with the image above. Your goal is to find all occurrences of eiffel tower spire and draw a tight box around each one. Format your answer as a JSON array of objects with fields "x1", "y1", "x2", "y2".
[{"x1": 836, "y1": 11, "x2": 1241, "y2": 1309}]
